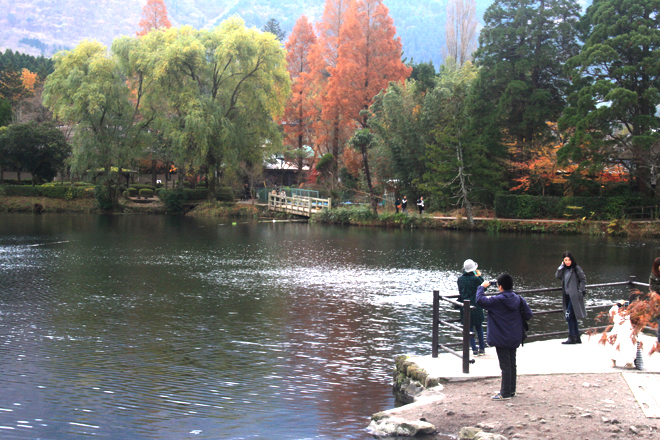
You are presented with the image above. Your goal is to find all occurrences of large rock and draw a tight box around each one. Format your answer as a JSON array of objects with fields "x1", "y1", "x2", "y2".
[
  {"x1": 367, "y1": 414, "x2": 436, "y2": 437},
  {"x1": 459, "y1": 426, "x2": 508, "y2": 440}
]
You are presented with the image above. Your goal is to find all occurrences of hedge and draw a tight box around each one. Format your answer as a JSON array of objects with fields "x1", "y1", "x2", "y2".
[
  {"x1": 139, "y1": 188, "x2": 154, "y2": 197},
  {"x1": 0, "y1": 184, "x2": 94, "y2": 199},
  {"x1": 494, "y1": 194, "x2": 656, "y2": 220},
  {"x1": 156, "y1": 187, "x2": 234, "y2": 202}
]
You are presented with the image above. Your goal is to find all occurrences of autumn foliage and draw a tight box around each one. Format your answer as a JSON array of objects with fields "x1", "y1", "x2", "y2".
[
  {"x1": 282, "y1": 16, "x2": 317, "y2": 159},
  {"x1": 282, "y1": 0, "x2": 411, "y2": 183},
  {"x1": 137, "y1": 0, "x2": 172, "y2": 36}
]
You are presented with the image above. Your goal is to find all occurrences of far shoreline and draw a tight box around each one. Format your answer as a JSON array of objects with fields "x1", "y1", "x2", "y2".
[{"x1": 2, "y1": 196, "x2": 660, "y2": 237}]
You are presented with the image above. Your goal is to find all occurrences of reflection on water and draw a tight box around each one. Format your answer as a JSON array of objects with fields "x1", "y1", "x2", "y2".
[{"x1": 0, "y1": 214, "x2": 658, "y2": 439}]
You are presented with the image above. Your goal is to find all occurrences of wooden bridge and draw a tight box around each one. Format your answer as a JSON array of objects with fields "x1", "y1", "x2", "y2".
[{"x1": 268, "y1": 193, "x2": 332, "y2": 218}]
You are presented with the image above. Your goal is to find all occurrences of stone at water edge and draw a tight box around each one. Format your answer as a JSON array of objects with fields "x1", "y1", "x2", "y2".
[
  {"x1": 367, "y1": 414, "x2": 436, "y2": 437},
  {"x1": 459, "y1": 426, "x2": 509, "y2": 440}
]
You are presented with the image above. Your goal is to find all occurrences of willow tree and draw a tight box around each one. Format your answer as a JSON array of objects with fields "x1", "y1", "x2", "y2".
[
  {"x1": 114, "y1": 18, "x2": 291, "y2": 198},
  {"x1": 43, "y1": 40, "x2": 149, "y2": 207}
]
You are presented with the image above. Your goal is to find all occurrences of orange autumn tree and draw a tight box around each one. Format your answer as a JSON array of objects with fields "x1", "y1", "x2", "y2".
[
  {"x1": 282, "y1": 15, "x2": 317, "y2": 184},
  {"x1": 335, "y1": 0, "x2": 411, "y2": 128},
  {"x1": 308, "y1": 0, "x2": 356, "y2": 186},
  {"x1": 334, "y1": 0, "x2": 411, "y2": 212},
  {"x1": 137, "y1": 0, "x2": 172, "y2": 36}
]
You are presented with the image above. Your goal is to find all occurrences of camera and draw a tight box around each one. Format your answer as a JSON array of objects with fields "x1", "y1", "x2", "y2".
[{"x1": 488, "y1": 280, "x2": 498, "y2": 286}]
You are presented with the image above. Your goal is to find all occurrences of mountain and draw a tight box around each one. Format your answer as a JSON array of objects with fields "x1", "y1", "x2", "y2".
[{"x1": 0, "y1": 0, "x2": 499, "y2": 66}]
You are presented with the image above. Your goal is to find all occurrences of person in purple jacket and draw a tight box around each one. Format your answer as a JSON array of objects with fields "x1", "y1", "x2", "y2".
[{"x1": 477, "y1": 273, "x2": 533, "y2": 401}]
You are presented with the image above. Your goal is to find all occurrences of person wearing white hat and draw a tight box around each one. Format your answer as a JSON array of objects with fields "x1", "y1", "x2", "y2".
[{"x1": 457, "y1": 259, "x2": 486, "y2": 356}]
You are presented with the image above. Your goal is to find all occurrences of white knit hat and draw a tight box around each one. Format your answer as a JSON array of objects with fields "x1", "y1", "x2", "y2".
[{"x1": 463, "y1": 259, "x2": 478, "y2": 272}]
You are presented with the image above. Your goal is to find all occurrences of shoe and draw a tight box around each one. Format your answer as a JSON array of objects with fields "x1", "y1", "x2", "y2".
[
  {"x1": 574, "y1": 335, "x2": 582, "y2": 344},
  {"x1": 511, "y1": 392, "x2": 516, "y2": 397},
  {"x1": 478, "y1": 350, "x2": 485, "y2": 356},
  {"x1": 491, "y1": 393, "x2": 511, "y2": 401},
  {"x1": 561, "y1": 336, "x2": 576, "y2": 345},
  {"x1": 473, "y1": 350, "x2": 479, "y2": 356}
]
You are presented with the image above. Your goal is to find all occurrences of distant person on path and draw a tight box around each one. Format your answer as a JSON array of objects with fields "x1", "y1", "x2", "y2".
[
  {"x1": 395, "y1": 198, "x2": 401, "y2": 214},
  {"x1": 477, "y1": 274, "x2": 532, "y2": 401},
  {"x1": 416, "y1": 196, "x2": 424, "y2": 214},
  {"x1": 555, "y1": 251, "x2": 587, "y2": 345},
  {"x1": 401, "y1": 196, "x2": 408, "y2": 213},
  {"x1": 650, "y1": 258, "x2": 660, "y2": 345},
  {"x1": 457, "y1": 259, "x2": 485, "y2": 356}
]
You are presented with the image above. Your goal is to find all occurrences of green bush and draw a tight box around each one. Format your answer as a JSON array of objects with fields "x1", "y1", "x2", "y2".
[
  {"x1": 314, "y1": 205, "x2": 378, "y2": 224},
  {"x1": 216, "y1": 187, "x2": 234, "y2": 202},
  {"x1": 127, "y1": 187, "x2": 138, "y2": 197},
  {"x1": 494, "y1": 194, "x2": 656, "y2": 220},
  {"x1": 94, "y1": 185, "x2": 114, "y2": 210},
  {"x1": 139, "y1": 188, "x2": 154, "y2": 197},
  {"x1": 0, "y1": 184, "x2": 94, "y2": 199},
  {"x1": 130, "y1": 184, "x2": 154, "y2": 191},
  {"x1": 159, "y1": 189, "x2": 185, "y2": 213},
  {"x1": 0, "y1": 185, "x2": 42, "y2": 196}
]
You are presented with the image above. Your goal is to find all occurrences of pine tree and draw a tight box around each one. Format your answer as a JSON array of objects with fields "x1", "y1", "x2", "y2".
[
  {"x1": 472, "y1": 0, "x2": 581, "y2": 164},
  {"x1": 559, "y1": 0, "x2": 660, "y2": 194}
]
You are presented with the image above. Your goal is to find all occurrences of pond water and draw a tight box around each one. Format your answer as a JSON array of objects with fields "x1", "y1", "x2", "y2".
[{"x1": 0, "y1": 214, "x2": 658, "y2": 439}]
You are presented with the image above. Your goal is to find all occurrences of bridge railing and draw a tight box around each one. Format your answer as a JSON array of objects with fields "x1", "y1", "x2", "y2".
[
  {"x1": 432, "y1": 276, "x2": 655, "y2": 374},
  {"x1": 268, "y1": 193, "x2": 332, "y2": 217}
]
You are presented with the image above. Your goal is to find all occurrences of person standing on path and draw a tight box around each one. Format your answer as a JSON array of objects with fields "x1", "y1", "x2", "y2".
[
  {"x1": 401, "y1": 196, "x2": 408, "y2": 213},
  {"x1": 477, "y1": 274, "x2": 532, "y2": 401},
  {"x1": 395, "y1": 198, "x2": 401, "y2": 214},
  {"x1": 457, "y1": 259, "x2": 486, "y2": 356},
  {"x1": 555, "y1": 251, "x2": 587, "y2": 344},
  {"x1": 416, "y1": 196, "x2": 424, "y2": 214}
]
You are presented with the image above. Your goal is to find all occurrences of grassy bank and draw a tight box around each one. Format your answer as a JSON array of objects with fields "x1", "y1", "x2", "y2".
[
  {"x1": 0, "y1": 195, "x2": 99, "y2": 213},
  {"x1": 312, "y1": 206, "x2": 660, "y2": 237}
]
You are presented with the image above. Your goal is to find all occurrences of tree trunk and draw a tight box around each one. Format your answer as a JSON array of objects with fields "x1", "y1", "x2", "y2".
[
  {"x1": 151, "y1": 159, "x2": 157, "y2": 187},
  {"x1": 361, "y1": 144, "x2": 378, "y2": 215},
  {"x1": 457, "y1": 135, "x2": 474, "y2": 227}
]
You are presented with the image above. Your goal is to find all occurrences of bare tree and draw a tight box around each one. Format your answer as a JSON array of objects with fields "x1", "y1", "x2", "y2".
[{"x1": 445, "y1": 0, "x2": 478, "y2": 65}]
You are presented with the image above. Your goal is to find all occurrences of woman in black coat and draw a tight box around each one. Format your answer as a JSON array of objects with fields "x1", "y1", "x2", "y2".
[{"x1": 555, "y1": 251, "x2": 587, "y2": 344}]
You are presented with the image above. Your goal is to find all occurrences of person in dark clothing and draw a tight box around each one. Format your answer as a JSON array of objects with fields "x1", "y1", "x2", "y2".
[
  {"x1": 395, "y1": 198, "x2": 401, "y2": 214},
  {"x1": 555, "y1": 251, "x2": 587, "y2": 344},
  {"x1": 416, "y1": 196, "x2": 424, "y2": 214},
  {"x1": 477, "y1": 273, "x2": 532, "y2": 401},
  {"x1": 457, "y1": 259, "x2": 485, "y2": 356},
  {"x1": 401, "y1": 196, "x2": 408, "y2": 213}
]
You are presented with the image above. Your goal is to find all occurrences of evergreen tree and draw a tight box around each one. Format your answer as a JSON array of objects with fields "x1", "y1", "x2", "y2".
[
  {"x1": 261, "y1": 18, "x2": 287, "y2": 42},
  {"x1": 472, "y1": 0, "x2": 581, "y2": 164},
  {"x1": 558, "y1": 0, "x2": 660, "y2": 193}
]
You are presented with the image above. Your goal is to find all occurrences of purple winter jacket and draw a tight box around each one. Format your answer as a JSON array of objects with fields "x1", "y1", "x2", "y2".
[{"x1": 477, "y1": 286, "x2": 533, "y2": 349}]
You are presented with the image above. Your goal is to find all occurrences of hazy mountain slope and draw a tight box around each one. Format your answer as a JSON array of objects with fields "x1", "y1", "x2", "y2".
[{"x1": 0, "y1": 0, "x2": 493, "y2": 65}]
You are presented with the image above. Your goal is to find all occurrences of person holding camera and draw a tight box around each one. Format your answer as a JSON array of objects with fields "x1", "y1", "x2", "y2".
[
  {"x1": 457, "y1": 259, "x2": 486, "y2": 356},
  {"x1": 477, "y1": 274, "x2": 532, "y2": 401},
  {"x1": 555, "y1": 251, "x2": 587, "y2": 344}
]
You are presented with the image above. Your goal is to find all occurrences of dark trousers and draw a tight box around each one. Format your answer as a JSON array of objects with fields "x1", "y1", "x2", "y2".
[
  {"x1": 495, "y1": 347, "x2": 517, "y2": 398},
  {"x1": 470, "y1": 324, "x2": 485, "y2": 352},
  {"x1": 565, "y1": 296, "x2": 580, "y2": 336}
]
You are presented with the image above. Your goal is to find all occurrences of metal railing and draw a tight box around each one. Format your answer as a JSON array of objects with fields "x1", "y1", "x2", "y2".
[{"x1": 432, "y1": 276, "x2": 654, "y2": 374}]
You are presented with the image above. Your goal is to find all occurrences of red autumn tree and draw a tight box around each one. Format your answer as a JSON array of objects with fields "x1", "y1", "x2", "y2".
[
  {"x1": 308, "y1": 0, "x2": 356, "y2": 186},
  {"x1": 282, "y1": 15, "x2": 317, "y2": 184},
  {"x1": 334, "y1": 0, "x2": 411, "y2": 212},
  {"x1": 137, "y1": 0, "x2": 172, "y2": 36},
  {"x1": 335, "y1": 0, "x2": 411, "y2": 128}
]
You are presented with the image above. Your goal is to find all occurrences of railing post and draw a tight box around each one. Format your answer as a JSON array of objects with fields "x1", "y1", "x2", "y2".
[
  {"x1": 462, "y1": 299, "x2": 471, "y2": 374},
  {"x1": 432, "y1": 290, "x2": 439, "y2": 358},
  {"x1": 629, "y1": 275, "x2": 636, "y2": 285}
]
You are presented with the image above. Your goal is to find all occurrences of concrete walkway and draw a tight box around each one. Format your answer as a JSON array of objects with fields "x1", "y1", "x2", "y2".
[{"x1": 409, "y1": 334, "x2": 660, "y2": 381}]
